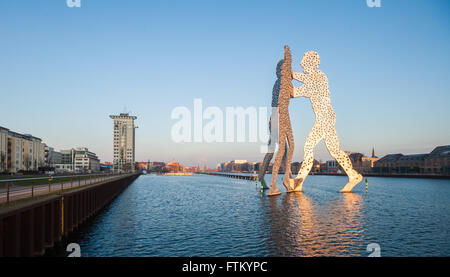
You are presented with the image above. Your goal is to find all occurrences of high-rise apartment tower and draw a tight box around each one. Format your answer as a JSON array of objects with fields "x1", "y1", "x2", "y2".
[{"x1": 109, "y1": 113, "x2": 137, "y2": 172}]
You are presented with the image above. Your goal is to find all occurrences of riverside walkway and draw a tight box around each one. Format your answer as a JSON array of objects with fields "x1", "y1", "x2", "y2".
[
  {"x1": 0, "y1": 173, "x2": 140, "y2": 256},
  {"x1": 0, "y1": 173, "x2": 122, "y2": 204}
]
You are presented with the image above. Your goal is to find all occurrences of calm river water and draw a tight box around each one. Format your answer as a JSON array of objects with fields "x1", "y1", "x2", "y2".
[{"x1": 74, "y1": 174, "x2": 450, "y2": 257}]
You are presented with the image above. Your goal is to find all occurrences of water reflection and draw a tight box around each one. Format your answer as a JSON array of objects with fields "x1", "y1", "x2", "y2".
[
  {"x1": 266, "y1": 192, "x2": 366, "y2": 256},
  {"x1": 74, "y1": 175, "x2": 450, "y2": 257}
]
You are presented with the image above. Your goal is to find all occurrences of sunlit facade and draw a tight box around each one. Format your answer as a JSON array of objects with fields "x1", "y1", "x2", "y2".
[
  {"x1": 0, "y1": 126, "x2": 45, "y2": 173},
  {"x1": 110, "y1": 113, "x2": 137, "y2": 173}
]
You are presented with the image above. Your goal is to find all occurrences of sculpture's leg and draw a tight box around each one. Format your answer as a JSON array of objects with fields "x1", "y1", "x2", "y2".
[
  {"x1": 269, "y1": 134, "x2": 286, "y2": 196},
  {"x1": 283, "y1": 122, "x2": 295, "y2": 192},
  {"x1": 324, "y1": 127, "x2": 363, "y2": 192},
  {"x1": 294, "y1": 125, "x2": 323, "y2": 192},
  {"x1": 280, "y1": 143, "x2": 290, "y2": 177},
  {"x1": 258, "y1": 152, "x2": 273, "y2": 190}
]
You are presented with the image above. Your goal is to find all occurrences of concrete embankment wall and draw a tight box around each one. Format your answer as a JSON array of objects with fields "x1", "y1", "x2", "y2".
[{"x1": 0, "y1": 173, "x2": 140, "y2": 257}]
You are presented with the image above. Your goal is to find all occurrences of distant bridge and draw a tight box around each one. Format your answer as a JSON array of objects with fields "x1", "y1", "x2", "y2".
[{"x1": 196, "y1": 172, "x2": 257, "y2": 181}]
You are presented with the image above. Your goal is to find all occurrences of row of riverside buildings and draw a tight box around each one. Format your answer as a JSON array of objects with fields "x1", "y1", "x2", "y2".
[
  {"x1": 372, "y1": 145, "x2": 450, "y2": 175},
  {"x1": 216, "y1": 146, "x2": 450, "y2": 176},
  {"x1": 0, "y1": 126, "x2": 100, "y2": 174},
  {"x1": 1, "y1": 112, "x2": 138, "y2": 174},
  {"x1": 46, "y1": 147, "x2": 100, "y2": 173},
  {"x1": 135, "y1": 161, "x2": 208, "y2": 173},
  {"x1": 0, "y1": 126, "x2": 45, "y2": 173}
]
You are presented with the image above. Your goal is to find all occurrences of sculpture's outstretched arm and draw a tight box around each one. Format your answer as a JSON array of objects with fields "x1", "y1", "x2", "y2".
[
  {"x1": 283, "y1": 46, "x2": 293, "y2": 79},
  {"x1": 292, "y1": 85, "x2": 310, "y2": 98},
  {"x1": 292, "y1": 72, "x2": 306, "y2": 83},
  {"x1": 284, "y1": 45, "x2": 292, "y2": 65}
]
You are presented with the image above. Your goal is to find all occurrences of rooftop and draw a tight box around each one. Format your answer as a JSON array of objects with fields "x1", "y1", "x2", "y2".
[
  {"x1": 7, "y1": 130, "x2": 42, "y2": 141},
  {"x1": 110, "y1": 113, "x2": 137, "y2": 120},
  {"x1": 428, "y1": 145, "x2": 450, "y2": 157},
  {"x1": 375, "y1": 145, "x2": 450, "y2": 163},
  {"x1": 376, "y1": 154, "x2": 404, "y2": 163},
  {"x1": 397, "y1": 154, "x2": 427, "y2": 161}
]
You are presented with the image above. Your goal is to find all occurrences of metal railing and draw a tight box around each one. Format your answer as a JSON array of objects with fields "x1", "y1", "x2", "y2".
[{"x1": 0, "y1": 173, "x2": 126, "y2": 204}]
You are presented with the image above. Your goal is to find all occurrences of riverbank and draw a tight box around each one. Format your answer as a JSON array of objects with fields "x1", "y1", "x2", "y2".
[
  {"x1": 0, "y1": 173, "x2": 140, "y2": 257},
  {"x1": 309, "y1": 172, "x2": 450, "y2": 179}
]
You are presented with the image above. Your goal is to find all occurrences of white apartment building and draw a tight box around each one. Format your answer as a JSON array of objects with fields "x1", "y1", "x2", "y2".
[
  {"x1": 0, "y1": 127, "x2": 46, "y2": 173},
  {"x1": 23, "y1": 134, "x2": 45, "y2": 171},
  {"x1": 74, "y1": 147, "x2": 100, "y2": 172},
  {"x1": 8, "y1": 135, "x2": 25, "y2": 173},
  {"x1": 110, "y1": 113, "x2": 137, "y2": 173},
  {"x1": 53, "y1": 147, "x2": 100, "y2": 173},
  {"x1": 0, "y1": 127, "x2": 8, "y2": 173}
]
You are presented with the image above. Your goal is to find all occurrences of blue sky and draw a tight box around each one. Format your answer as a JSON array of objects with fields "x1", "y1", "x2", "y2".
[{"x1": 0, "y1": 0, "x2": 449, "y2": 167}]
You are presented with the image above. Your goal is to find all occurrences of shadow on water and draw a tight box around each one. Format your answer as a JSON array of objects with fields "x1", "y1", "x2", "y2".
[{"x1": 44, "y1": 185, "x2": 134, "y2": 257}]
